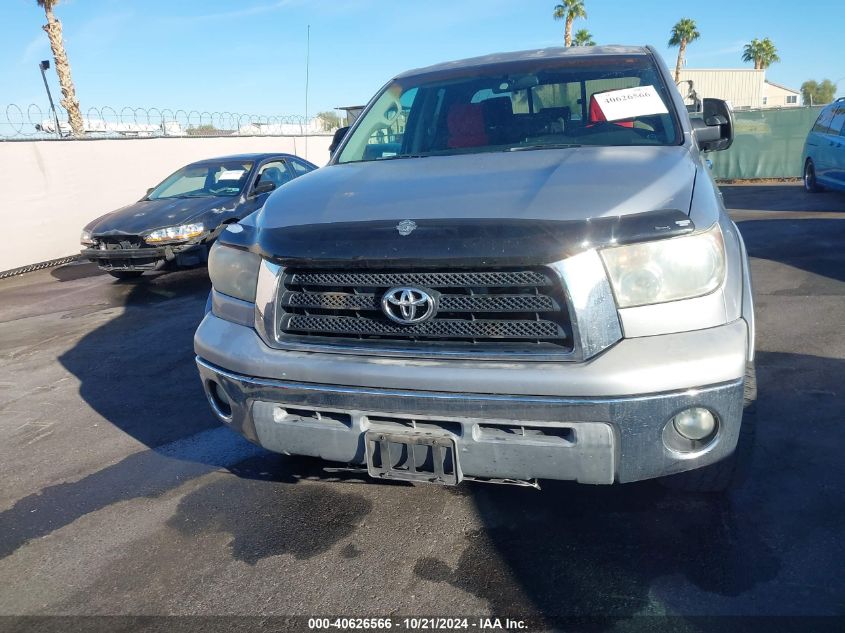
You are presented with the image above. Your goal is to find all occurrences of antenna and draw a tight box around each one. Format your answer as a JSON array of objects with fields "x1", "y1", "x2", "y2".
[{"x1": 305, "y1": 24, "x2": 311, "y2": 158}]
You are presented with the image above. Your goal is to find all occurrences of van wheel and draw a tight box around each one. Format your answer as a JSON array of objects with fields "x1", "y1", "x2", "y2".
[
  {"x1": 108, "y1": 270, "x2": 144, "y2": 280},
  {"x1": 659, "y1": 363, "x2": 756, "y2": 493},
  {"x1": 804, "y1": 160, "x2": 824, "y2": 193}
]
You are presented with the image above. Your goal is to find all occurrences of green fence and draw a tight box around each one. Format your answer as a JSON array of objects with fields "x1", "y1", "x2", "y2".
[{"x1": 709, "y1": 106, "x2": 823, "y2": 180}]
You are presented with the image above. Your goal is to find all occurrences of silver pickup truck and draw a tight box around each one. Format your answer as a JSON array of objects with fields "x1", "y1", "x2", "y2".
[{"x1": 195, "y1": 45, "x2": 755, "y2": 492}]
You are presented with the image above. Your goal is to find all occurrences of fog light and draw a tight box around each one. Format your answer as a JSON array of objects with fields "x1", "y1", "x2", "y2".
[{"x1": 672, "y1": 407, "x2": 716, "y2": 440}]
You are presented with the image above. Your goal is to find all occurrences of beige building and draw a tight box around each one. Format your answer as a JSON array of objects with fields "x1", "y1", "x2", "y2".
[
  {"x1": 677, "y1": 69, "x2": 801, "y2": 110},
  {"x1": 763, "y1": 80, "x2": 801, "y2": 108}
]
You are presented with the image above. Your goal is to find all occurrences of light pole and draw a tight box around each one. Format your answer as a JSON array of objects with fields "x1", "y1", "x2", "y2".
[{"x1": 38, "y1": 60, "x2": 62, "y2": 138}]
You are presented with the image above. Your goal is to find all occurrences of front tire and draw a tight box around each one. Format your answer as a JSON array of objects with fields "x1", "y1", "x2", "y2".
[
  {"x1": 108, "y1": 270, "x2": 144, "y2": 280},
  {"x1": 659, "y1": 363, "x2": 756, "y2": 493},
  {"x1": 804, "y1": 159, "x2": 824, "y2": 193}
]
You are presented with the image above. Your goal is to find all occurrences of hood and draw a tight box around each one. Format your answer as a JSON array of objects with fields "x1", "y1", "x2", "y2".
[
  {"x1": 259, "y1": 145, "x2": 697, "y2": 229},
  {"x1": 233, "y1": 146, "x2": 699, "y2": 267},
  {"x1": 85, "y1": 196, "x2": 238, "y2": 235}
]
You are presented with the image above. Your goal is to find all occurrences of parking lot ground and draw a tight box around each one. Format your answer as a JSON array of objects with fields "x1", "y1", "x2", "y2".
[{"x1": 0, "y1": 184, "x2": 844, "y2": 630}]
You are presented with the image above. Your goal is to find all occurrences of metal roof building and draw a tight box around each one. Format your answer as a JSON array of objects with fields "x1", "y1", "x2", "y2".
[{"x1": 678, "y1": 69, "x2": 801, "y2": 110}]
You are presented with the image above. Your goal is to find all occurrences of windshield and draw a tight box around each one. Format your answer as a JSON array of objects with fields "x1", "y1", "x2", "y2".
[
  {"x1": 147, "y1": 161, "x2": 254, "y2": 199},
  {"x1": 337, "y1": 55, "x2": 680, "y2": 164}
]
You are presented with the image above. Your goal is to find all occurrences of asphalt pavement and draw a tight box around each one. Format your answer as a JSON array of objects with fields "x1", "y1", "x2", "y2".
[{"x1": 0, "y1": 184, "x2": 844, "y2": 631}]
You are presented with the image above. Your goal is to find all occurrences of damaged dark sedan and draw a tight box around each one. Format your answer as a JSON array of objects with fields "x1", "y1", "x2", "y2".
[{"x1": 80, "y1": 153, "x2": 317, "y2": 278}]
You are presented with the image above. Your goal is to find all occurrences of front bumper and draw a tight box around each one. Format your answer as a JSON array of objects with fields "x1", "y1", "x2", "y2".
[
  {"x1": 195, "y1": 315, "x2": 748, "y2": 484},
  {"x1": 81, "y1": 242, "x2": 206, "y2": 271}
]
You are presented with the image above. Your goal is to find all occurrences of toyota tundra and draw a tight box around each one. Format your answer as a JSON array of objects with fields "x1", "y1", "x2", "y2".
[{"x1": 195, "y1": 45, "x2": 755, "y2": 491}]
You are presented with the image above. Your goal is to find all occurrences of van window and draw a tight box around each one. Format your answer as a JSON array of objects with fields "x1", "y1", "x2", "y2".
[
  {"x1": 812, "y1": 107, "x2": 836, "y2": 134},
  {"x1": 829, "y1": 108, "x2": 845, "y2": 136}
]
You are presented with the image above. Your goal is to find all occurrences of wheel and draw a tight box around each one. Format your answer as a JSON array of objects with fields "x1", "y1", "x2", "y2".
[
  {"x1": 804, "y1": 159, "x2": 824, "y2": 193},
  {"x1": 108, "y1": 270, "x2": 144, "y2": 280},
  {"x1": 659, "y1": 363, "x2": 757, "y2": 493}
]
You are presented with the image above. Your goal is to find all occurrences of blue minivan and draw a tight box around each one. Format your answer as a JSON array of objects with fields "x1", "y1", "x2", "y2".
[{"x1": 803, "y1": 97, "x2": 845, "y2": 193}]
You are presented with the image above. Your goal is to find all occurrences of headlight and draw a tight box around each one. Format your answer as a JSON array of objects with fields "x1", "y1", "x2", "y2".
[
  {"x1": 208, "y1": 242, "x2": 260, "y2": 302},
  {"x1": 600, "y1": 224, "x2": 725, "y2": 308},
  {"x1": 144, "y1": 223, "x2": 205, "y2": 244},
  {"x1": 80, "y1": 229, "x2": 94, "y2": 246}
]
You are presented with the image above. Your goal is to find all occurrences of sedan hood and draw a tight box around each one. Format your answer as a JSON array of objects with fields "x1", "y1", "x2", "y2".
[
  {"x1": 259, "y1": 145, "x2": 697, "y2": 229},
  {"x1": 85, "y1": 196, "x2": 238, "y2": 235}
]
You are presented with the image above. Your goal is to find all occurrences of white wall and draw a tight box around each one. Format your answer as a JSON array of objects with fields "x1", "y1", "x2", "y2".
[{"x1": 0, "y1": 135, "x2": 332, "y2": 273}]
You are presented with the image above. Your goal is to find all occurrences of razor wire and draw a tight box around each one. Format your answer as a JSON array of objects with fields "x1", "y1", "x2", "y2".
[{"x1": 1, "y1": 103, "x2": 336, "y2": 140}]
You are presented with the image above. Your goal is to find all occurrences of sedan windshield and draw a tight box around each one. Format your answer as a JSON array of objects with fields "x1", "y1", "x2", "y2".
[
  {"x1": 147, "y1": 161, "x2": 254, "y2": 199},
  {"x1": 337, "y1": 55, "x2": 680, "y2": 164}
]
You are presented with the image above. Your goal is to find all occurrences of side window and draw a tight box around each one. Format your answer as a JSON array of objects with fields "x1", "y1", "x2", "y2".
[
  {"x1": 255, "y1": 160, "x2": 292, "y2": 190},
  {"x1": 365, "y1": 87, "x2": 418, "y2": 148},
  {"x1": 290, "y1": 160, "x2": 313, "y2": 176},
  {"x1": 812, "y1": 107, "x2": 835, "y2": 134},
  {"x1": 828, "y1": 108, "x2": 845, "y2": 137}
]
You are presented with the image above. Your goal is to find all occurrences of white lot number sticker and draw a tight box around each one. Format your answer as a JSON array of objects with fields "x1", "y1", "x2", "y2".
[
  {"x1": 592, "y1": 85, "x2": 669, "y2": 122},
  {"x1": 217, "y1": 169, "x2": 245, "y2": 181}
]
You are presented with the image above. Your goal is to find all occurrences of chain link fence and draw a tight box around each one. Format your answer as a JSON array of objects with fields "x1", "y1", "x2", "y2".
[
  {"x1": 4, "y1": 102, "x2": 826, "y2": 179},
  {"x1": 1, "y1": 103, "x2": 337, "y2": 140}
]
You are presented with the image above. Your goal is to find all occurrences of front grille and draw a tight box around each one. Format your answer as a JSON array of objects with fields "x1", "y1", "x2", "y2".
[
  {"x1": 288, "y1": 270, "x2": 550, "y2": 288},
  {"x1": 94, "y1": 236, "x2": 145, "y2": 250},
  {"x1": 276, "y1": 268, "x2": 572, "y2": 353}
]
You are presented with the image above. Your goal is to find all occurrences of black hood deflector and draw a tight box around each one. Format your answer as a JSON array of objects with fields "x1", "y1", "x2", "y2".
[{"x1": 220, "y1": 209, "x2": 694, "y2": 269}]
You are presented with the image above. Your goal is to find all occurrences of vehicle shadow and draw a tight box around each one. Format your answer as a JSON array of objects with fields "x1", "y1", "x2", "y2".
[
  {"x1": 721, "y1": 184, "x2": 845, "y2": 213},
  {"x1": 50, "y1": 261, "x2": 104, "y2": 282}
]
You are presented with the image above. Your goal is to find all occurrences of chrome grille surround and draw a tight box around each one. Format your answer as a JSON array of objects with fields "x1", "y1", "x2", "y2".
[{"x1": 254, "y1": 251, "x2": 622, "y2": 362}]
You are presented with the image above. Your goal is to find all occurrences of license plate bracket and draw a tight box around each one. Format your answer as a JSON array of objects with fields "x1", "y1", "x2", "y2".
[{"x1": 365, "y1": 431, "x2": 460, "y2": 485}]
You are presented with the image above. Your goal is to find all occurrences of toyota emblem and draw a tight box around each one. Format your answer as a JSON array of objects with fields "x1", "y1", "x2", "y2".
[{"x1": 381, "y1": 287, "x2": 436, "y2": 324}]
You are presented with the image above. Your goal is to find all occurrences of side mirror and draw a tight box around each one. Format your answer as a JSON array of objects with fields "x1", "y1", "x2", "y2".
[
  {"x1": 692, "y1": 98, "x2": 734, "y2": 152},
  {"x1": 251, "y1": 181, "x2": 276, "y2": 197},
  {"x1": 330, "y1": 126, "x2": 350, "y2": 155},
  {"x1": 145, "y1": 187, "x2": 154, "y2": 197}
]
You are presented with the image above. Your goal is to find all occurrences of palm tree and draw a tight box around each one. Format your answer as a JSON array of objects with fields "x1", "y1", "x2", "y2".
[
  {"x1": 573, "y1": 29, "x2": 595, "y2": 46},
  {"x1": 742, "y1": 37, "x2": 781, "y2": 70},
  {"x1": 553, "y1": 0, "x2": 587, "y2": 47},
  {"x1": 668, "y1": 18, "x2": 701, "y2": 83},
  {"x1": 37, "y1": 0, "x2": 83, "y2": 136}
]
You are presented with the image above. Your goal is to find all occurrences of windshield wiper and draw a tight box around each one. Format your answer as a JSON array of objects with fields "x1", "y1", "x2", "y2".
[
  {"x1": 507, "y1": 143, "x2": 582, "y2": 152},
  {"x1": 376, "y1": 154, "x2": 429, "y2": 161}
]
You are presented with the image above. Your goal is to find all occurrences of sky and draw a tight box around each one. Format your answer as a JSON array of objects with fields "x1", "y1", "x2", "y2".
[{"x1": 1, "y1": 0, "x2": 843, "y2": 119}]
